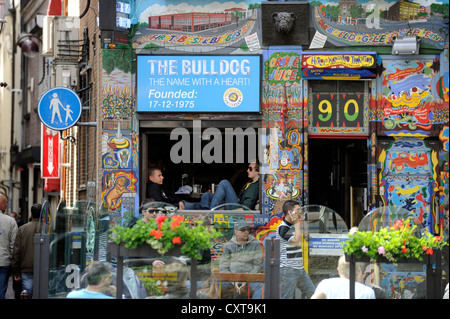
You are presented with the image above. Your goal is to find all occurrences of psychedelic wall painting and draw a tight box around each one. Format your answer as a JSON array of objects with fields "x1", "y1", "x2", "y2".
[
  {"x1": 378, "y1": 57, "x2": 445, "y2": 137},
  {"x1": 101, "y1": 41, "x2": 140, "y2": 221},
  {"x1": 375, "y1": 53, "x2": 449, "y2": 234},
  {"x1": 102, "y1": 49, "x2": 136, "y2": 120},
  {"x1": 101, "y1": 120, "x2": 140, "y2": 225},
  {"x1": 378, "y1": 263, "x2": 426, "y2": 299},
  {"x1": 378, "y1": 137, "x2": 440, "y2": 233}
]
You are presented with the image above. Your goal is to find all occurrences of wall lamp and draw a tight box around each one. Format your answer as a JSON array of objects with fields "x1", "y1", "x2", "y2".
[
  {"x1": 392, "y1": 36, "x2": 420, "y2": 55},
  {"x1": 17, "y1": 33, "x2": 42, "y2": 58}
]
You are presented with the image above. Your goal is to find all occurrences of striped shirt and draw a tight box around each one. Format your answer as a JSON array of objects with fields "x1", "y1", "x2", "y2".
[{"x1": 276, "y1": 219, "x2": 304, "y2": 270}]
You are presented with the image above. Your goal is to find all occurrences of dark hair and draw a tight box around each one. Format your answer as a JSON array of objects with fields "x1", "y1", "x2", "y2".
[
  {"x1": 86, "y1": 261, "x2": 111, "y2": 286},
  {"x1": 149, "y1": 166, "x2": 162, "y2": 177},
  {"x1": 31, "y1": 203, "x2": 42, "y2": 219},
  {"x1": 139, "y1": 198, "x2": 155, "y2": 214},
  {"x1": 282, "y1": 200, "x2": 300, "y2": 216}
]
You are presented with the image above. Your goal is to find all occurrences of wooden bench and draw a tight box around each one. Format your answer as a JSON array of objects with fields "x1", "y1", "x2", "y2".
[{"x1": 212, "y1": 272, "x2": 265, "y2": 299}]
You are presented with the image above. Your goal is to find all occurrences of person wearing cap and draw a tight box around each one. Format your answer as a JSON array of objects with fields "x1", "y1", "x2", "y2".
[{"x1": 219, "y1": 220, "x2": 263, "y2": 298}]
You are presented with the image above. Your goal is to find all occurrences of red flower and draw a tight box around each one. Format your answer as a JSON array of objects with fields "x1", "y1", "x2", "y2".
[
  {"x1": 401, "y1": 246, "x2": 407, "y2": 254},
  {"x1": 171, "y1": 220, "x2": 181, "y2": 229},
  {"x1": 150, "y1": 229, "x2": 164, "y2": 240},
  {"x1": 426, "y1": 248, "x2": 434, "y2": 255},
  {"x1": 434, "y1": 236, "x2": 442, "y2": 242},
  {"x1": 422, "y1": 245, "x2": 427, "y2": 251},
  {"x1": 172, "y1": 215, "x2": 185, "y2": 223},
  {"x1": 172, "y1": 236, "x2": 181, "y2": 244},
  {"x1": 156, "y1": 215, "x2": 168, "y2": 229},
  {"x1": 170, "y1": 215, "x2": 185, "y2": 229}
]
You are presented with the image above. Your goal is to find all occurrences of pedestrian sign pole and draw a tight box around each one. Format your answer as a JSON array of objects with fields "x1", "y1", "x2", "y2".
[
  {"x1": 38, "y1": 86, "x2": 82, "y2": 131},
  {"x1": 38, "y1": 87, "x2": 82, "y2": 179}
]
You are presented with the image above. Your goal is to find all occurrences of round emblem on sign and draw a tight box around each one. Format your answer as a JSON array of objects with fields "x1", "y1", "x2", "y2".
[{"x1": 223, "y1": 88, "x2": 243, "y2": 108}]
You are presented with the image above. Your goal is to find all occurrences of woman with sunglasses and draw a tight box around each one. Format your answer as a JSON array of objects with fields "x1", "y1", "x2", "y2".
[{"x1": 200, "y1": 160, "x2": 260, "y2": 210}]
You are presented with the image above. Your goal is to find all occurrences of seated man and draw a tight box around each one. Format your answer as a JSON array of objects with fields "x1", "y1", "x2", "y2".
[
  {"x1": 201, "y1": 160, "x2": 260, "y2": 210},
  {"x1": 219, "y1": 220, "x2": 263, "y2": 298},
  {"x1": 311, "y1": 255, "x2": 375, "y2": 299},
  {"x1": 146, "y1": 167, "x2": 186, "y2": 209}
]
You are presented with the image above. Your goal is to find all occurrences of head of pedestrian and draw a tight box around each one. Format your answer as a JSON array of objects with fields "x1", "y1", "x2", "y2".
[
  {"x1": 31, "y1": 203, "x2": 42, "y2": 220},
  {"x1": 234, "y1": 220, "x2": 251, "y2": 243},
  {"x1": 282, "y1": 200, "x2": 303, "y2": 223},
  {"x1": 0, "y1": 193, "x2": 7, "y2": 212},
  {"x1": 85, "y1": 261, "x2": 113, "y2": 288}
]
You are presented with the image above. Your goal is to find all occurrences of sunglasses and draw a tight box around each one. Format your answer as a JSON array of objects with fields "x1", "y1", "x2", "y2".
[
  {"x1": 247, "y1": 166, "x2": 253, "y2": 171},
  {"x1": 238, "y1": 227, "x2": 251, "y2": 232}
]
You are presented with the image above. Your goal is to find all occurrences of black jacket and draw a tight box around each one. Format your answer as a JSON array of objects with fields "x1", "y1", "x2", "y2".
[{"x1": 146, "y1": 181, "x2": 182, "y2": 207}]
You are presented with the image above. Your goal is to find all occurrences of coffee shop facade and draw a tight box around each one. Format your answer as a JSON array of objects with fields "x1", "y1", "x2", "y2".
[{"x1": 100, "y1": 0, "x2": 449, "y2": 246}]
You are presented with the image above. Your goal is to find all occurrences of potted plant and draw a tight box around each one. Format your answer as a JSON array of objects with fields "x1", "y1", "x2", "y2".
[
  {"x1": 109, "y1": 213, "x2": 221, "y2": 260},
  {"x1": 342, "y1": 219, "x2": 448, "y2": 263}
]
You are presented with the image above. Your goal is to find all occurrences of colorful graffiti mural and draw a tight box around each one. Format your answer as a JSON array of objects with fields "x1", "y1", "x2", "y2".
[
  {"x1": 101, "y1": 121, "x2": 139, "y2": 217},
  {"x1": 312, "y1": 2, "x2": 448, "y2": 50},
  {"x1": 379, "y1": 58, "x2": 447, "y2": 137},
  {"x1": 129, "y1": 0, "x2": 262, "y2": 54},
  {"x1": 378, "y1": 137, "x2": 440, "y2": 233}
]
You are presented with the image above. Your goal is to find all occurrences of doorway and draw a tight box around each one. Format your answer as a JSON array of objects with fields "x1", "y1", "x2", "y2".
[{"x1": 308, "y1": 138, "x2": 367, "y2": 227}]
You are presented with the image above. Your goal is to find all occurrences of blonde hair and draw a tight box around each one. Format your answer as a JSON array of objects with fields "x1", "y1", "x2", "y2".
[{"x1": 337, "y1": 255, "x2": 368, "y2": 278}]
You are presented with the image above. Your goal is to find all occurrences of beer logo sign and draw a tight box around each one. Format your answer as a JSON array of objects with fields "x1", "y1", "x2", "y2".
[{"x1": 223, "y1": 88, "x2": 243, "y2": 108}]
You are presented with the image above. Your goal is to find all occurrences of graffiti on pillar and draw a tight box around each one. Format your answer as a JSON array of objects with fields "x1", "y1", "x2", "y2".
[
  {"x1": 102, "y1": 123, "x2": 134, "y2": 170},
  {"x1": 439, "y1": 125, "x2": 449, "y2": 234},
  {"x1": 102, "y1": 170, "x2": 138, "y2": 211},
  {"x1": 102, "y1": 50, "x2": 136, "y2": 120},
  {"x1": 378, "y1": 137, "x2": 439, "y2": 233},
  {"x1": 101, "y1": 120, "x2": 139, "y2": 220},
  {"x1": 259, "y1": 48, "x2": 305, "y2": 241}
]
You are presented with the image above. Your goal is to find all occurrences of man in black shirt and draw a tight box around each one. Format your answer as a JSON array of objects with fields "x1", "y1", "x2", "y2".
[{"x1": 146, "y1": 167, "x2": 185, "y2": 209}]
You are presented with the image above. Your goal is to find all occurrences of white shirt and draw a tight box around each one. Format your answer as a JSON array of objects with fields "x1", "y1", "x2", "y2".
[{"x1": 314, "y1": 277, "x2": 375, "y2": 299}]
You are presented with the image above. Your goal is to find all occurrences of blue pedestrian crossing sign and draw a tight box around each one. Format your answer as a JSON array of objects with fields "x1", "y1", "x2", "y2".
[{"x1": 38, "y1": 86, "x2": 82, "y2": 130}]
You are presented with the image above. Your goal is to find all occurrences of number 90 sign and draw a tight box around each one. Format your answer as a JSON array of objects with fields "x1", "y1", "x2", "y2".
[{"x1": 312, "y1": 93, "x2": 364, "y2": 129}]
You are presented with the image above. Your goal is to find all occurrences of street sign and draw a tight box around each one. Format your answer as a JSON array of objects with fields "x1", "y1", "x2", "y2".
[
  {"x1": 38, "y1": 86, "x2": 82, "y2": 130},
  {"x1": 41, "y1": 124, "x2": 60, "y2": 178}
]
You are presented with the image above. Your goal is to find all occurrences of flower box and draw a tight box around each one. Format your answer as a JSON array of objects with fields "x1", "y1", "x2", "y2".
[
  {"x1": 109, "y1": 241, "x2": 182, "y2": 258},
  {"x1": 341, "y1": 219, "x2": 447, "y2": 299},
  {"x1": 344, "y1": 249, "x2": 443, "y2": 299}
]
